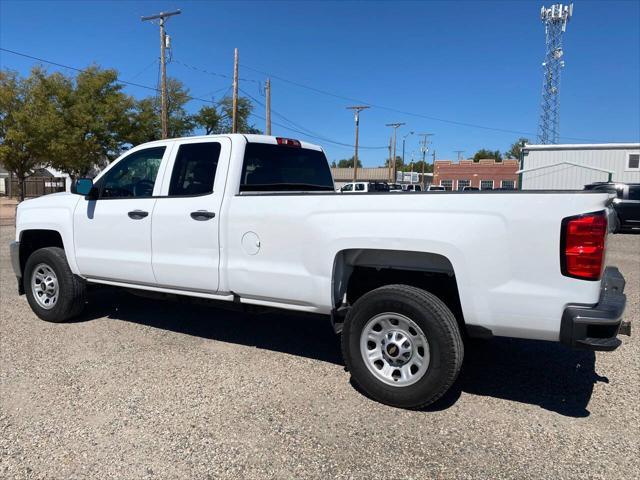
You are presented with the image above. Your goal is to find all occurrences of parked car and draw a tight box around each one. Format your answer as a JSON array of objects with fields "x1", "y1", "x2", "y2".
[
  {"x1": 462, "y1": 186, "x2": 479, "y2": 191},
  {"x1": 584, "y1": 182, "x2": 640, "y2": 232},
  {"x1": 427, "y1": 185, "x2": 445, "y2": 191},
  {"x1": 339, "y1": 181, "x2": 389, "y2": 193},
  {"x1": 403, "y1": 184, "x2": 422, "y2": 192},
  {"x1": 388, "y1": 183, "x2": 404, "y2": 192},
  {"x1": 10, "y1": 134, "x2": 630, "y2": 409}
]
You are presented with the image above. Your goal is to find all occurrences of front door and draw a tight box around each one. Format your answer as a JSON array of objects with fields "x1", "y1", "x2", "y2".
[
  {"x1": 151, "y1": 138, "x2": 230, "y2": 292},
  {"x1": 73, "y1": 145, "x2": 170, "y2": 284}
]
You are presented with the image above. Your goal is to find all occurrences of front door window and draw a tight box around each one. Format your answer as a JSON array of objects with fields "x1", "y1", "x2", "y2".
[{"x1": 99, "y1": 147, "x2": 166, "y2": 198}]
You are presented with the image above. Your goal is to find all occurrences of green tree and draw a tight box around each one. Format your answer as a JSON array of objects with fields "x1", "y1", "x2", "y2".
[
  {"x1": 212, "y1": 96, "x2": 261, "y2": 134},
  {"x1": 193, "y1": 105, "x2": 221, "y2": 135},
  {"x1": 335, "y1": 156, "x2": 362, "y2": 168},
  {"x1": 0, "y1": 68, "x2": 65, "y2": 200},
  {"x1": 128, "y1": 97, "x2": 158, "y2": 145},
  {"x1": 50, "y1": 66, "x2": 135, "y2": 177},
  {"x1": 410, "y1": 160, "x2": 434, "y2": 173},
  {"x1": 382, "y1": 156, "x2": 404, "y2": 168},
  {"x1": 128, "y1": 77, "x2": 196, "y2": 145},
  {"x1": 166, "y1": 78, "x2": 196, "y2": 138},
  {"x1": 505, "y1": 138, "x2": 529, "y2": 159},
  {"x1": 473, "y1": 149, "x2": 502, "y2": 162}
]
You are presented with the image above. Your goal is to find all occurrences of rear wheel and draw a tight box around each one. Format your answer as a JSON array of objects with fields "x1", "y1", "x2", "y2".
[
  {"x1": 342, "y1": 284, "x2": 463, "y2": 409},
  {"x1": 24, "y1": 247, "x2": 86, "y2": 322}
]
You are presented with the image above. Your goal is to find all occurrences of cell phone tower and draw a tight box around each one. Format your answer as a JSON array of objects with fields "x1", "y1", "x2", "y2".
[{"x1": 537, "y1": 3, "x2": 573, "y2": 144}]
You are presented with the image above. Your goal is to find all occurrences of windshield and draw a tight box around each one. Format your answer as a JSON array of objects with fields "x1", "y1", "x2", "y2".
[{"x1": 240, "y1": 143, "x2": 335, "y2": 192}]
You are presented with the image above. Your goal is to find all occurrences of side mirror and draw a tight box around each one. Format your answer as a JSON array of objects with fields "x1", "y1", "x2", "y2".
[{"x1": 72, "y1": 178, "x2": 95, "y2": 198}]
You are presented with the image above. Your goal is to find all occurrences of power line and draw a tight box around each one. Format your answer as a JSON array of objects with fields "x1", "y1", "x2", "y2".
[
  {"x1": 240, "y1": 87, "x2": 329, "y2": 137},
  {"x1": 128, "y1": 59, "x2": 159, "y2": 81},
  {"x1": 0, "y1": 47, "x2": 220, "y2": 106},
  {"x1": 239, "y1": 87, "x2": 386, "y2": 150},
  {"x1": 2, "y1": 46, "x2": 384, "y2": 151},
  {"x1": 3, "y1": 46, "x2": 608, "y2": 148},
  {"x1": 174, "y1": 58, "x2": 260, "y2": 84},
  {"x1": 1, "y1": 46, "x2": 379, "y2": 149},
  {"x1": 4, "y1": 46, "x2": 609, "y2": 144},
  {"x1": 241, "y1": 62, "x2": 607, "y2": 143},
  {"x1": 1, "y1": 47, "x2": 160, "y2": 93},
  {"x1": 193, "y1": 84, "x2": 232, "y2": 101}
]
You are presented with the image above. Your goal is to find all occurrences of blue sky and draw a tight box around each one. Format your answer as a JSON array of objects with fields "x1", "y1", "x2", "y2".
[{"x1": 1, "y1": 0, "x2": 639, "y2": 166}]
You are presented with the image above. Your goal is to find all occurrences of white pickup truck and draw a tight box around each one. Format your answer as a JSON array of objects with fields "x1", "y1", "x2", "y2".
[{"x1": 10, "y1": 134, "x2": 629, "y2": 409}]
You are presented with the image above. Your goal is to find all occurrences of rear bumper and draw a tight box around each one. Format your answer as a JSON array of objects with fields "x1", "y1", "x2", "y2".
[
  {"x1": 9, "y1": 241, "x2": 24, "y2": 295},
  {"x1": 561, "y1": 266, "x2": 628, "y2": 351}
]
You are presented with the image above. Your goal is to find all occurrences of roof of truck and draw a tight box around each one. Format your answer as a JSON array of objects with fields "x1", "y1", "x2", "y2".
[{"x1": 137, "y1": 134, "x2": 323, "y2": 152}]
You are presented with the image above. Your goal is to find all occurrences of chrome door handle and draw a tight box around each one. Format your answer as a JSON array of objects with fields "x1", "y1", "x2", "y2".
[
  {"x1": 190, "y1": 210, "x2": 216, "y2": 221},
  {"x1": 128, "y1": 210, "x2": 149, "y2": 219}
]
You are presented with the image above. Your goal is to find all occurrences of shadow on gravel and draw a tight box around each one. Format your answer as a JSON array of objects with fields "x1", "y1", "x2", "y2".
[
  {"x1": 77, "y1": 287, "x2": 343, "y2": 365},
  {"x1": 78, "y1": 287, "x2": 606, "y2": 418},
  {"x1": 426, "y1": 338, "x2": 606, "y2": 417}
]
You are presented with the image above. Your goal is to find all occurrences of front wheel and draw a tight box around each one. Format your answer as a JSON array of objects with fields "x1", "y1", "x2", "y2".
[
  {"x1": 341, "y1": 284, "x2": 464, "y2": 409},
  {"x1": 24, "y1": 247, "x2": 86, "y2": 322}
]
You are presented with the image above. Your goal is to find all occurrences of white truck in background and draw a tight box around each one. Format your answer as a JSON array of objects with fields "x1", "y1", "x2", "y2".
[{"x1": 10, "y1": 134, "x2": 630, "y2": 408}]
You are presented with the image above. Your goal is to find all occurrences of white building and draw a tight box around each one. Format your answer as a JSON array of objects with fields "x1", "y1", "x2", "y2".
[{"x1": 519, "y1": 143, "x2": 640, "y2": 190}]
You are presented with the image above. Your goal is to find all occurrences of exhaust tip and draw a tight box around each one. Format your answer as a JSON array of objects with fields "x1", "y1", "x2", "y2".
[{"x1": 619, "y1": 321, "x2": 631, "y2": 337}]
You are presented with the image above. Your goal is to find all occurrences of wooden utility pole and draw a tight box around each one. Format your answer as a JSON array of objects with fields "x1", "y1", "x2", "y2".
[
  {"x1": 385, "y1": 123, "x2": 405, "y2": 183},
  {"x1": 346, "y1": 106, "x2": 369, "y2": 183},
  {"x1": 232, "y1": 48, "x2": 239, "y2": 133},
  {"x1": 265, "y1": 78, "x2": 272, "y2": 135},
  {"x1": 141, "y1": 9, "x2": 181, "y2": 139},
  {"x1": 388, "y1": 136, "x2": 393, "y2": 182},
  {"x1": 432, "y1": 150, "x2": 436, "y2": 178}
]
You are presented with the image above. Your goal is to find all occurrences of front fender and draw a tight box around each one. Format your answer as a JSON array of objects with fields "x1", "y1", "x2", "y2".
[{"x1": 16, "y1": 193, "x2": 81, "y2": 275}]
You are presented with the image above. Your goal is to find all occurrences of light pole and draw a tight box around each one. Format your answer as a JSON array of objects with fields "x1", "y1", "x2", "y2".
[
  {"x1": 347, "y1": 106, "x2": 370, "y2": 183},
  {"x1": 401, "y1": 131, "x2": 414, "y2": 182},
  {"x1": 418, "y1": 133, "x2": 434, "y2": 190}
]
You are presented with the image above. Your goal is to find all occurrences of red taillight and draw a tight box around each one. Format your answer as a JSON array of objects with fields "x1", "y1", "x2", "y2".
[
  {"x1": 561, "y1": 211, "x2": 608, "y2": 281},
  {"x1": 276, "y1": 137, "x2": 301, "y2": 147}
]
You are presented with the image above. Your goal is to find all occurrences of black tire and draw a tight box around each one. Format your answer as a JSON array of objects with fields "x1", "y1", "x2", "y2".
[
  {"x1": 24, "y1": 247, "x2": 86, "y2": 322},
  {"x1": 341, "y1": 284, "x2": 463, "y2": 409}
]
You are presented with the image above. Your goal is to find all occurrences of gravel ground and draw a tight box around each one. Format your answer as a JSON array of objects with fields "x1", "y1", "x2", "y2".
[{"x1": 1, "y1": 225, "x2": 638, "y2": 479}]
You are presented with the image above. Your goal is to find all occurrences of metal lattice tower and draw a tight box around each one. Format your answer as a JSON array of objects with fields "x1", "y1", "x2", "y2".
[{"x1": 537, "y1": 3, "x2": 573, "y2": 144}]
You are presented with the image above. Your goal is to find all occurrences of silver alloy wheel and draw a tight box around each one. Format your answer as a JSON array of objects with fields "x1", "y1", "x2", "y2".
[
  {"x1": 31, "y1": 263, "x2": 59, "y2": 310},
  {"x1": 360, "y1": 312, "x2": 430, "y2": 387}
]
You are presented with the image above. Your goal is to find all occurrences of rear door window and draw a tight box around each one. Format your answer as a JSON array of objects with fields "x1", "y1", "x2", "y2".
[
  {"x1": 168, "y1": 142, "x2": 221, "y2": 196},
  {"x1": 240, "y1": 142, "x2": 334, "y2": 192},
  {"x1": 628, "y1": 185, "x2": 640, "y2": 201}
]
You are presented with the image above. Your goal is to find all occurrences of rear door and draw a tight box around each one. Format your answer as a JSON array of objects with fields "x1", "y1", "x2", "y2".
[{"x1": 151, "y1": 137, "x2": 231, "y2": 292}]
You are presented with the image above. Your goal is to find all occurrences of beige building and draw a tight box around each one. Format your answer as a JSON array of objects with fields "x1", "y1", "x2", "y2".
[{"x1": 331, "y1": 167, "x2": 432, "y2": 188}]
